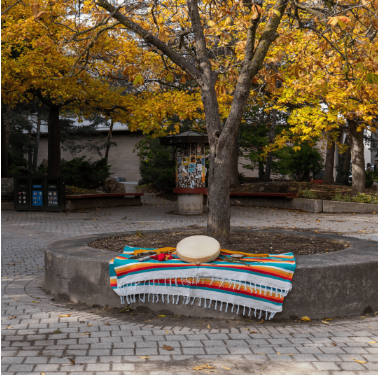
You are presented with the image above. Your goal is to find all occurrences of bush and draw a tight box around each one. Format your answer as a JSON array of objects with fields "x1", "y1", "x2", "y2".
[
  {"x1": 134, "y1": 137, "x2": 176, "y2": 193},
  {"x1": 366, "y1": 170, "x2": 378, "y2": 188},
  {"x1": 61, "y1": 157, "x2": 111, "y2": 190},
  {"x1": 275, "y1": 142, "x2": 324, "y2": 181},
  {"x1": 332, "y1": 192, "x2": 378, "y2": 204},
  {"x1": 298, "y1": 189, "x2": 317, "y2": 199}
]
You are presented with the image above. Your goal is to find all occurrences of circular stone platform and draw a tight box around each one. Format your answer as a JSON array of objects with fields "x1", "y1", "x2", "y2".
[{"x1": 45, "y1": 229, "x2": 378, "y2": 319}]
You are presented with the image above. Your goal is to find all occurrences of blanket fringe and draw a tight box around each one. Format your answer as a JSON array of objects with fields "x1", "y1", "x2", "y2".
[{"x1": 117, "y1": 292, "x2": 278, "y2": 320}]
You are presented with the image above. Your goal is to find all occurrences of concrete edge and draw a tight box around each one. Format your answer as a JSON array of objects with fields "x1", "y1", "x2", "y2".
[
  {"x1": 323, "y1": 200, "x2": 378, "y2": 213},
  {"x1": 45, "y1": 228, "x2": 378, "y2": 319}
]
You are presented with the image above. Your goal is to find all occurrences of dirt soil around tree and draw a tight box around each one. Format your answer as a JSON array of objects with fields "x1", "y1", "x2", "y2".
[{"x1": 89, "y1": 230, "x2": 348, "y2": 256}]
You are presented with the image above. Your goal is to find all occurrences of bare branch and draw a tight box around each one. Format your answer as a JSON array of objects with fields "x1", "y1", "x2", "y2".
[{"x1": 1, "y1": 0, "x2": 24, "y2": 16}]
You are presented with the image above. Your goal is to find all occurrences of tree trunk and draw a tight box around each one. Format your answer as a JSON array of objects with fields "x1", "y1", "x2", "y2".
[
  {"x1": 349, "y1": 119, "x2": 365, "y2": 195},
  {"x1": 264, "y1": 109, "x2": 277, "y2": 182},
  {"x1": 341, "y1": 146, "x2": 351, "y2": 186},
  {"x1": 27, "y1": 124, "x2": 33, "y2": 171},
  {"x1": 323, "y1": 131, "x2": 336, "y2": 184},
  {"x1": 336, "y1": 135, "x2": 350, "y2": 184},
  {"x1": 1, "y1": 106, "x2": 10, "y2": 177},
  {"x1": 32, "y1": 112, "x2": 41, "y2": 172},
  {"x1": 104, "y1": 118, "x2": 114, "y2": 162},
  {"x1": 47, "y1": 105, "x2": 61, "y2": 177},
  {"x1": 258, "y1": 161, "x2": 265, "y2": 181},
  {"x1": 229, "y1": 132, "x2": 239, "y2": 186}
]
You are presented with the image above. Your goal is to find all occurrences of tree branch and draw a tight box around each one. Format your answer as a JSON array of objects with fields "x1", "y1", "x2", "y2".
[{"x1": 96, "y1": 0, "x2": 203, "y2": 82}]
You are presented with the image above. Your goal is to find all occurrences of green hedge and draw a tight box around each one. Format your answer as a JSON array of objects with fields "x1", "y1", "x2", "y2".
[{"x1": 61, "y1": 157, "x2": 111, "y2": 190}]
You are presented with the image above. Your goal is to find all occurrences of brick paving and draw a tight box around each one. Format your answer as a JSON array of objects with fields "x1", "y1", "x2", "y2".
[{"x1": 2, "y1": 194, "x2": 378, "y2": 374}]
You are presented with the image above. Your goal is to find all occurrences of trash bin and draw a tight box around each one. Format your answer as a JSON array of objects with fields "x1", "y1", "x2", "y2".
[
  {"x1": 14, "y1": 177, "x2": 31, "y2": 211},
  {"x1": 30, "y1": 177, "x2": 45, "y2": 211},
  {"x1": 46, "y1": 177, "x2": 65, "y2": 212}
]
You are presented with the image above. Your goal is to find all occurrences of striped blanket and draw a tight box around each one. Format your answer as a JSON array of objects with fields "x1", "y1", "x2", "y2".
[{"x1": 109, "y1": 246, "x2": 296, "y2": 320}]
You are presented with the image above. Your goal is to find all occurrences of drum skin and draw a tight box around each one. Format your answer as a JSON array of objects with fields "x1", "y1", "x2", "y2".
[{"x1": 176, "y1": 235, "x2": 220, "y2": 264}]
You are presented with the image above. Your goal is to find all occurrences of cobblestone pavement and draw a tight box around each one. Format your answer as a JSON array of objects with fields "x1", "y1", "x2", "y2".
[{"x1": 2, "y1": 194, "x2": 378, "y2": 375}]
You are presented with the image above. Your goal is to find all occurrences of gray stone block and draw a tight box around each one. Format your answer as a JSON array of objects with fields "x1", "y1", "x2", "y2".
[{"x1": 323, "y1": 200, "x2": 378, "y2": 213}]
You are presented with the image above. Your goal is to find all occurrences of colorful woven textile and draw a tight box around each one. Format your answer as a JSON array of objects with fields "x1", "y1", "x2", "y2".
[{"x1": 109, "y1": 246, "x2": 296, "y2": 319}]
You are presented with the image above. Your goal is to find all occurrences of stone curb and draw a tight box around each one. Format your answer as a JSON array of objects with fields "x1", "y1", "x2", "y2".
[{"x1": 45, "y1": 229, "x2": 378, "y2": 319}]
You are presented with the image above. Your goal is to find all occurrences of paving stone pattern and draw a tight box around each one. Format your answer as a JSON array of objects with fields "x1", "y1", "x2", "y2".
[{"x1": 2, "y1": 194, "x2": 378, "y2": 374}]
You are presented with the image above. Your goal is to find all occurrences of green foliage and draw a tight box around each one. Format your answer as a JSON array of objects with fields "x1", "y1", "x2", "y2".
[
  {"x1": 365, "y1": 170, "x2": 378, "y2": 188},
  {"x1": 275, "y1": 142, "x2": 324, "y2": 181},
  {"x1": 61, "y1": 156, "x2": 111, "y2": 189},
  {"x1": 134, "y1": 136, "x2": 176, "y2": 193},
  {"x1": 239, "y1": 106, "x2": 289, "y2": 178},
  {"x1": 298, "y1": 189, "x2": 317, "y2": 199},
  {"x1": 332, "y1": 192, "x2": 378, "y2": 203}
]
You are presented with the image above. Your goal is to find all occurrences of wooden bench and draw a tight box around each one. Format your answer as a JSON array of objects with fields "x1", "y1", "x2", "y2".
[{"x1": 173, "y1": 188, "x2": 296, "y2": 199}]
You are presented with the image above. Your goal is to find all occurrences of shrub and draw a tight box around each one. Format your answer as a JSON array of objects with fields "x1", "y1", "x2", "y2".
[
  {"x1": 61, "y1": 157, "x2": 111, "y2": 190},
  {"x1": 298, "y1": 189, "x2": 317, "y2": 199},
  {"x1": 275, "y1": 142, "x2": 324, "y2": 181},
  {"x1": 332, "y1": 192, "x2": 378, "y2": 204},
  {"x1": 366, "y1": 170, "x2": 378, "y2": 188},
  {"x1": 134, "y1": 137, "x2": 176, "y2": 193}
]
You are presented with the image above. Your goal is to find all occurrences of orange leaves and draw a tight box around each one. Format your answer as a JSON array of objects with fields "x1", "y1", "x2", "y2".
[
  {"x1": 268, "y1": 9, "x2": 281, "y2": 18},
  {"x1": 327, "y1": 16, "x2": 351, "y2": 29},
  {"x1": 251, "y1": 4, "x2": 263, "y2": 20},
  {"x1": 31, "y1": 3, "x2": 46, "y2": 20}
]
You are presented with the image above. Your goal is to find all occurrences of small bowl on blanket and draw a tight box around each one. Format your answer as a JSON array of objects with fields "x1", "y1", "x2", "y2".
[{"x1": 176, "y1": 235, "x2": 220, "y2": 264}]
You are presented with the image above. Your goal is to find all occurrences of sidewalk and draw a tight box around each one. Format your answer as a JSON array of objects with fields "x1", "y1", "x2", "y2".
[{"x1": 2, "y1": 195, "x2": 378, "y2": 374}]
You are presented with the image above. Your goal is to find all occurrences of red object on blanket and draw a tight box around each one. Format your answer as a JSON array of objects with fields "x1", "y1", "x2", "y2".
[{"x1": 150, "y1": 253, "x2": 173, "y2": 261}]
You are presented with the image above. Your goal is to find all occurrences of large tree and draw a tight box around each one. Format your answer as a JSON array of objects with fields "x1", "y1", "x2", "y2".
[{"x1": 93, "y1": 0, "x2": 378, "y2": 237}]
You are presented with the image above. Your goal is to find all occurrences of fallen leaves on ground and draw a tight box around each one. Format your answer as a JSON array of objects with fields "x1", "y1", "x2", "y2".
[
  {"x1": 32, "y1": 301, "x2": 40, "y2": 303},
  {"x1": 257, "y1": 319, "x2": 264, "y2": 324},
  {"x1": 257, "y1": 352, "x2": 266, "y2": 355},
  {"x1": 301, "y1": 316, "x2": 311, "y2": 322},
  {"x1": 222, "y1": 366, "x2": 231, "y2": 370},
  {"x1": 321, "y1": 320, "x2": 330, "y2": 324},
  {"x1": 8, "y1": 316, "x2": 17, "y2": 319},
  {"x1": 370, "y1": 341, "x2": 377, "y2": 344},
  {"x1": 249, "y1": 330, "x2": 257, "y2": 334},
  {"x1": 162, "y1": 344, "x2": 174, "y2": 351},
  {"x1": 157, "y1": 315, "x2": 165, "y2": 317},
  {"x1": 193, "y1": 364, "x2": 215, "y2": 371},
  {"x1": 276, "y1": 352, "x2": 281, "y2": 355},
  {"x1": 374, "y1": 311, "x2": 378, "y2": 314},
  {"x1": 87, "y1": 324, "x2": 93, "y2": 327},
  {"x1": 58, "y1": 314, "x2": 71, "y2": 317},
  {"x1": 79, "y1": 332, "x2": 90, "y2": 335},
  {"x1": 104, "y1": 323, "x2": 111, "y2": 325},
  {"x1": 350, "y1": 358, "x2": 366, "y2": 364},
  {"x1": 68, "y1": 358, "x2": 75, "y2": 365},
  {"x1": 332, "y1": 343, "x2": 337, "y2": 346},
  {"x1": 165, "y1": 330, "x2": 170, "y2": 333},
  {"x1": 207, "y1": 324, "x2": 211, "y2": 330},
  {"x1": 138, "y1": 356, "x2": 150, "y2": 359}
]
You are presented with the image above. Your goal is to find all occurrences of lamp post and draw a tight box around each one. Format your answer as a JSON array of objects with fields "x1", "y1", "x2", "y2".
[{"x1": 160, "y1": 130, "x2": 208, "y2": 214}]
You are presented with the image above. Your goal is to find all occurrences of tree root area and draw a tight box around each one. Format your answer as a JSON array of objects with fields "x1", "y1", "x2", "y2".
[{"x1": 89, "y1": 230, "x2": 348, "y2": 256}]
